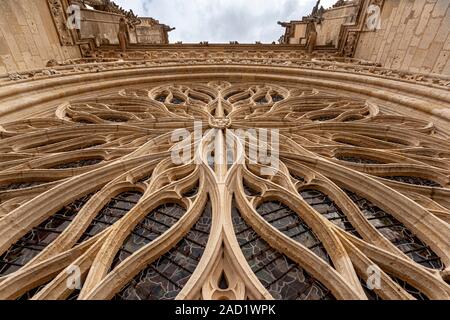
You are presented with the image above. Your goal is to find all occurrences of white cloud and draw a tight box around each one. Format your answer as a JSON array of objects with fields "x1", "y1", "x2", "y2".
[{"x1": 113, "y1": 0, "x2": 340, "y2": 43}]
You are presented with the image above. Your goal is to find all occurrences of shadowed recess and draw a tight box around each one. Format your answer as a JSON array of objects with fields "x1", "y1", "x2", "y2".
[
  {"x1": 0, "y1": 182, "x2": 46, "y2": 192},
  {"x1": 388, "y1": 273, "x2": 430, "y2": 300},
  {"x1": 336, "y1": 155, "x2": 386, "y2": 164},
  {"x1": 50, "y1": 158, "x2": 103, "y2": 169},
  {"x1": 16, "y1": 282, "x2": 52, "y2": 301},
  {"x1": 382, "y1": 176, "x2": 442, "y2": 188}
]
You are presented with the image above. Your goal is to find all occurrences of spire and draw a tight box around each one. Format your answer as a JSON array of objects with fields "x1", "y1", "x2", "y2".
[{"x1": 311, "y1": 0, "x2": 321, "y2": 16}]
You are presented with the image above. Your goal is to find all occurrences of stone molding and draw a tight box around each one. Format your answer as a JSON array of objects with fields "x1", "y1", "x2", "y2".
[{"x1": 2, "y1": 53, "x2": 449, "y2": 90}]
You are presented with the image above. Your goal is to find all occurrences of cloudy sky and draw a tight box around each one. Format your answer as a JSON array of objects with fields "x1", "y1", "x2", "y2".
[{"x1": 113, "y1": 0, "x2": 338, "y2": 43}]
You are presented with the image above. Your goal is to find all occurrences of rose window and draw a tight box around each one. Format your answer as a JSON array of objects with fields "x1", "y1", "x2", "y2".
[{"x1": 0, "y1": 81, "x2": 449, "y2": 300}]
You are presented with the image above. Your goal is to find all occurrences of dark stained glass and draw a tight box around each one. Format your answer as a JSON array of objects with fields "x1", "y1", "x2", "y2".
[
  {"x1": 155, "y1": 94, "x2": 167, "y2": 102},
  {"x1": 183, "y1": 183, "x2": 199, "y2": 198},
  {"x1": 300, "y1": 189, "x2": 361, "y2": 238},
  {"x1": 256, "y1": 201, "x2": 332, "y2": 265},
  {"x1": 232, "y1": 204, "x2": 334, "y2": 300},
  {"x1": 110, "y1": 203, "x2": 187, "y2": 270},
  {"x1": 337, "y1": 155, "x2": 385, "y2": 164},
  {"x1": 0, "y1": 181, "x2": 45, "y2": 192},
  {"x1": 388, "y1": 274, "x2": 429, "y2": 300},
  {"x1": 342, "y1": 115, "x2": 363, "y2": 122},
  {"x1": 114, "y1": 201, "x2": 212, "y2": 300},
  {"x1": 77, "y1": 191, "x2": 143, "y2": 243},
  {"x1": 0, "y1": 194, "x2": 93, "y2": 277},
  {"x1": 51, "y1": 158, "x2": 103, "y2": 169},
  {"x1": 255, "y1": 97, "x2": 268, "y2": 104},
  {"x1": 243, "y1": 182, "x2": 261, "y2": 197},
  {"x1": 290, "y1": 173, "x2": 305, "y2": 183},
  {"x1": 312, "y1": 115, "x2": 337, "y2": 122},
  {"x1": 218, "y1": 272, "x2": 229, "y2": 289},
  {"x1": 271, "y1": 94, "x2": 284, "y2": 102},
  {"x1": 382, "y1": 176, "x2": 441, "y2": 187},
  {"x1": 345, "y1": 190, "x2": 444, "y2": 270},
  {"x1": 101, "y1": 116, "x2": 128, "y2": 123},
  {"x1": 16, "y1": 282, "x2": 50, "y2": 300},
  {"x1": 171, "y1": 97, "x2": 185, "y2": 105}
]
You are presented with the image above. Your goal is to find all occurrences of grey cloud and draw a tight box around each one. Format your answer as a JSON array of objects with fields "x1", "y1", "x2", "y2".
[
  {"x1": 114, "y1": 0, "x2": 323, "y2": 43},
  {"x1": 142, "y1": 1, "x2": 150, "y2": 16}
]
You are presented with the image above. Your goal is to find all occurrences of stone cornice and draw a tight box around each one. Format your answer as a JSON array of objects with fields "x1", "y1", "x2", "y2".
[{"x1": 2, "y1": 55, "x2": 449, "y2": 90}]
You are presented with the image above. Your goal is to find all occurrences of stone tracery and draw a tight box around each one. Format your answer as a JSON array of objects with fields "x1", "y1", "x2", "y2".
[{"x1": 0, "y1": 81, "x2": 448, "y2": 300}]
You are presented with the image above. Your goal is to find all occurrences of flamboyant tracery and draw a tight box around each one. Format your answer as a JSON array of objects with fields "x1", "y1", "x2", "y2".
[{"x1": 0, "y1": 81, "x2": 449, "y2": 300}]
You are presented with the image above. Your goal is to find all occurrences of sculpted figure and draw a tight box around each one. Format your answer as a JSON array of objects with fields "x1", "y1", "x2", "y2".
[
  {"x1": 307, "y1": 21, "x2": 317, "y2": 54},
  {"x1": 118, "y1": 17, "x2": 128, "y2": 52}
]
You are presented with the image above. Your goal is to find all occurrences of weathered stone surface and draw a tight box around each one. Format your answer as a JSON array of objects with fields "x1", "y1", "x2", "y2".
[
  {"x1": 355, "y1": 0, "x2": 450, "y2": 74},
  {"x1": 0, "y1": 0, "x2": 81, "y2": 72}
]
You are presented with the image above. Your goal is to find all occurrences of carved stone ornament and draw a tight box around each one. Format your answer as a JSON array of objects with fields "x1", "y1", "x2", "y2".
[
  {"x1": 343, "y1": 31, "x2": 358, "y2": 57},
  {"x1": 47, "y1": 0, "x2": 75, "y2": 46}
]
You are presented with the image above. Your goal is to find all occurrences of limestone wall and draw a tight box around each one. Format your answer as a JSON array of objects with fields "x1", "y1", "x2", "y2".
[
  {"x1": 79, "y1": 8, "x2": 124, "y2": 45},
  {"x1": 0, "y1": 0, "x2": 81, "y2": 74},
  {"x1": 285, "y1": 23, "x2": 307, "y2": 45},
  {"x1": 355, "y1": 0, "x2": 450, "y2": 75},
  {"x1": 79, "y1": 10, "x2": 169, "y2": 45},
  {"x1": 316, "y1": 4, "x2": 359, "y2": 47}
]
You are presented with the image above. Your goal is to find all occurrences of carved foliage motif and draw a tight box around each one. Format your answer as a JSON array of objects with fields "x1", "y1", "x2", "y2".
[
  {"x1": 1, "y1": 51, "x2": 449, "y2": 90},
  {"x1": 47, "y1": 0, "x2": 75, "y2": 46},
  {"x1": 343, "y1": 31, "x2": 358, "y2": 57}
]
